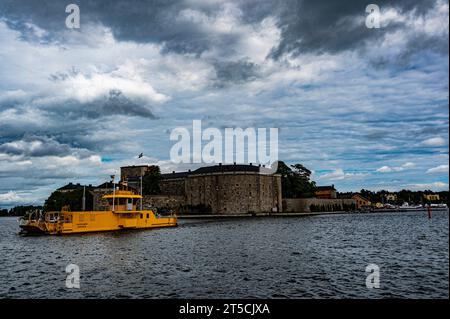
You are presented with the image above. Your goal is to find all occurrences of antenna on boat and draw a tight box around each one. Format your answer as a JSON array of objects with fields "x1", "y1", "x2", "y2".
[{"x1": 82, "y1": 185, "x2": 86, "y2": 211}]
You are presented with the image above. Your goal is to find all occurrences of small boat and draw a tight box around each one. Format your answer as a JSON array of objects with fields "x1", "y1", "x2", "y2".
[{"x1": 19, "y1": 190, "x2": 177, "y2": 235}]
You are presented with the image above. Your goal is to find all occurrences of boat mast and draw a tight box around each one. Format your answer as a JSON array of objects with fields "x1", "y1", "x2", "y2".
[{"x1": 82, "y1": 185, "x2": 86, "y2": 211}]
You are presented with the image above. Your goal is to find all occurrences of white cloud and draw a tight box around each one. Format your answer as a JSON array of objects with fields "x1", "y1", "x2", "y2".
[
  {"x1": 427, "y1": 164, "x2": 449, "y2": 174},
  {"x1": 358, "y1": 0, "x2": 449, "y2": 73},
  {"x1": 376, "y1": 162, "x2": 416, "y2": 173},
  {"x1": 0, "y1": 21, "x2": 211, "y2": 104},
  {"x1": 421, "y1": 137, "x2": 446, "y2": 147},
  {"x1": 402, "y1": 162, "x2": 415, "y2": 168},
  {"x1": 319, "y1": 169, "x2": 368, "y2": 180},
  {"x1": 178, "y1": 4, "x2": 281, "y2": 64},
  {"x1": 379, "y1": 1, "x2": 449, "y2": 36},
  {"x1": 0, "y1": 190, "x2": 39, "y2": 206},
  {"x1": 0, "y1": 191, "x2": 21, "y2": 203},
  {"x1": 376, "y1": 166, "x2": 393, "y2": 173},
  {"x1": 60, "y1": 71, "x2": 169, "y2": 104},
  {"x1": 409, "y1": 181, "x2": 449, "y2": 191}
]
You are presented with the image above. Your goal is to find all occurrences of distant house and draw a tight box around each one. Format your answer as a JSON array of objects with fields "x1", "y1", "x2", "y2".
[
  {"x1": 374, "y1": 202, "x2": 384, "y2": 208},
  {"x1": 315, "y1": 185, "x2": 337, "y2": 199},
  {"x1": 424, "y1": 194, "x2": 440, "y2": 201},
  {"x1": 352, "y1": 194, "x2": 371, "y2": 209},
  {"x1": 385, "y1": 193, "x2": 397, "y2": 202}
]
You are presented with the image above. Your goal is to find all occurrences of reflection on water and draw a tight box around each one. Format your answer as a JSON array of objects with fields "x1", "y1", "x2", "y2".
[{"x1": 0, "y1": 211, "x2": 448, "y2": 298}]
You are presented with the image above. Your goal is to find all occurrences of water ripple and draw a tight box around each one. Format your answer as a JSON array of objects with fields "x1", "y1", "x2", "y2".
[{"x1": 0, "y1": 211, "x2": 448, "y2": 298}]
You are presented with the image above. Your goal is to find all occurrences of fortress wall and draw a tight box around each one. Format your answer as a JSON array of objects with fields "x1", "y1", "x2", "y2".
[{"x1": 283, "y1": 198, "x2": 356, "y2": 213}]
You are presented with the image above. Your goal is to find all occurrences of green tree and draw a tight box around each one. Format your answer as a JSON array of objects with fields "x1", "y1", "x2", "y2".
[
  {"x1": 276, "y1": 161, "x2": 316, "y2": 198},
  {"x1": 142, "y1": 165, "x2": 161, "y2": 195},
  {"x1": 44, "y1": 189, "x2": 92, "y2": 212},
  {"x1": 8, "y1": 205, "x2": 43, "y2": 216}
]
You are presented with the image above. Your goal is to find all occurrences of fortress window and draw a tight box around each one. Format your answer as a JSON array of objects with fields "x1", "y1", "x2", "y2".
[
  {"x1": 146, "y1": 213, "x2": 149, "y2": 218},
  {"x1": 140, "y1": 214, "x2": 143, "y2": 219}
]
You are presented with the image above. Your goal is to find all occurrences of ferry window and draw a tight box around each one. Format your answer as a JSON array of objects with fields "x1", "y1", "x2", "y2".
[
  {"x1": 140, "y1": 214, "x2": 143, "y2": 219},
  {"x1": 146, "y1": 213, "x2": 149, "y2": 218}
]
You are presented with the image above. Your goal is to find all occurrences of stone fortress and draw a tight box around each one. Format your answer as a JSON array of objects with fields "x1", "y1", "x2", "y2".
[
  {"x1": 80, "y1": 163, "x2": 359, "y2": 215},
  {"x1": 121, "y1": 163, "x2": 283, "y2": 215}
]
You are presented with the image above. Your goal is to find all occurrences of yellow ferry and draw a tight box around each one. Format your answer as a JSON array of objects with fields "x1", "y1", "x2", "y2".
[{"x1": 19, "y1": 190, "x2": 177, "y2": 235}]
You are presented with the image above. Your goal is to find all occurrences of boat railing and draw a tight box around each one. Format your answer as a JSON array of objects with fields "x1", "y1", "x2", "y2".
[
  {"x1": 19, "y1": 209, "x2": 43, "y2": 224},
  {"x1": 19, "y1": 218, "x2": 30, "y2": 226}
]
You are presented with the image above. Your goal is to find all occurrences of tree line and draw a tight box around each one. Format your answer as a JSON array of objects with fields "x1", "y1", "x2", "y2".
[
  {"x1": 339, "y1": 189, "x2": 449, "y2": 205},
  {"x1": 0, "y1": 205, "x2": 43, "y2": 217}
]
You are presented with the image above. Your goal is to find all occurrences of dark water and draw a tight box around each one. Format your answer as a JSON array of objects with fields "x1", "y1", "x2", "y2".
[{"x1": 0, "y1": 211, "x2": 448, "y2": 299}]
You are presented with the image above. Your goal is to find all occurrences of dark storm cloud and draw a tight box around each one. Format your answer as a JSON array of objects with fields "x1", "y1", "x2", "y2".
[
  {"x1": 0, "y1": 89, "x2": 156, "y2": 121},
  {"x1": 0, "y1": 135, "x2": 88, "y2": 157},
  {"x1": 57, "y1": 90, "x2": 156, "y2": 120},
  {"x1": 0, "y1": 89, "x2": 155, "y2": 156},
  {"x1": 213, "y1": 60, "x2": 259, "y2": 86},
  {"x1": 1, "y1": 0, "x2": 445, "y2": 59},
  {"x1": 269, "y1": 0, "x2": 443, "y2": 57},
  {"x1": 0, "y1": 0, "x2": 218, "y2": 54}
]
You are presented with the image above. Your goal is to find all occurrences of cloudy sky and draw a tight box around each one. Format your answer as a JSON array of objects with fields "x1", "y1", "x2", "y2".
[{"x1": 0, "y1": 0, "x2": 448, "y2": 207}]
